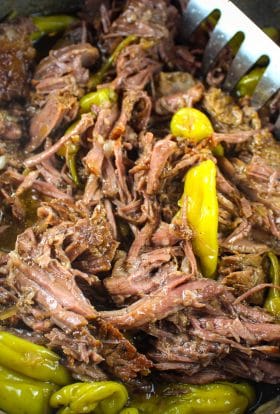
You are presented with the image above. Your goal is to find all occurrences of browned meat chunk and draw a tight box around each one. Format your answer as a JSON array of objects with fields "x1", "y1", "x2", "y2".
[
  {"x1": 218, "y1": 253, "x2": 266, "y2": 304},
  {"x1": 155, "y1": 83, "x2": 204, "y2": 115},
  {"x1": 36, "y1": 200, "x2": 119, "y2": 273},
  {"x1": 28, "y1": 43, "x2": 99, "y2": 151},
  {"x1": 203, "y1": 87, "x2": 261, "y2": 132},
  {"x1": 108, "y1": 0, "x2": 170, "y2": 40},
  {"x1": 28, "y1": 93, "x2": 79, "y2": 151},
  {"x1": 33, "y1": 43, "x2": 99, "y2": 94},
  {"x1": 0, "y1": 18, "x2": 35, "y2": 102}
]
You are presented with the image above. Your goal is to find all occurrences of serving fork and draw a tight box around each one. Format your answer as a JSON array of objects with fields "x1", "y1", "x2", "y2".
[{"x1": 182, "y1": 0, "x2": 280, "y2": 132}]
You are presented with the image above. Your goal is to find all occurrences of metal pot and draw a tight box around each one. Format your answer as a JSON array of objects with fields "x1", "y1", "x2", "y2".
[
  {"x1": 0, "y1": 0, "x2": 280, "y2": 28},
  {"x1": 0, "y1": 0, "x2": 279, "y2": 412}
]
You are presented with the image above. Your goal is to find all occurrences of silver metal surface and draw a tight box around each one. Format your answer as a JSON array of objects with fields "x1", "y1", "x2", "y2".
[{"x1": 183, "y1": 0, "x2": 280, "y2": 124}]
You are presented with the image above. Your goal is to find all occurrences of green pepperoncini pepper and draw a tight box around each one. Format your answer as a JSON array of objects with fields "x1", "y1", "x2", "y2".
[
  {"x1": 0, "y1": 365, "x2": 58, "y2": 414},
  {"x1": 129, "y1": 382, "x2": 255, "y2": 414},
  {"x1": 57, "y1": 134, "x2": 81, "y2": 186},
  {"x1": 264, "y1": 252, "x2": 280, "y2": 318},
  {"x1": 0, "y1": 332, "x2": 71, "y2": 414},
  {"x1": 235, "y1": 67, "x2": 266, "y2": 97},
  {"x1": 31, "y1": 15, "x2": 77, "y2": 41},
  {"x1": 50, "y1": 381, "x2": 129, "y2": 414},
  {"x1": 58, "y1": 87, "x2": 118, "y2": 185},
  {"x1": 87, "y1": 35, "x2": 137, "y2": 90},
  {"x1": 79, "y1": 88, "x2": 118, "y2": 113},
  {"x1": 0, "y1": 331, "x2": 71, "y2": 385},
  {"x1": 178, "y1": 159, "x2": 219, "y2": 278}
]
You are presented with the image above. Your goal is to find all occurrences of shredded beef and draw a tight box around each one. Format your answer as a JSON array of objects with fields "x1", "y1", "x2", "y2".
[
  {"x1": 155, "y1": 83, "x2": 204, "y2": 115},
  {"x1": 35, "y1": 200, "x2": 119, "y2": 274},
  {"x1": 107, "y1": 0, "x2": 171, "y2": 40},
  {"x1": 28, "y1": 43, "x2": 99, "y2": 151},
  {"x1": 112, "y1": 44, "x2": 161, "y2": 91},
  {"x1": 142, "y1": 279, "x2": 280, "y2": 384},
  {"x1": 218, "y1": 253, "x2": 266, "y2": 304},
  {"x1": 0, "y1": 0, "x2": 280, "y2": 392},
  {"x1": 34, "y1": 43, "x2": 99, "y2": 89},
  {"x1": 5, "y1": 202, "x2": 150, "y2": 382},
  {"x1": 203, "y1": 87, "x2": 261, "y2": 132},
  {"x1": 25, "y1": 113, "x2": 94, "y2": 168},
  {"x1": 28, "y1": 93, "x2": 79, "y2": 151}
]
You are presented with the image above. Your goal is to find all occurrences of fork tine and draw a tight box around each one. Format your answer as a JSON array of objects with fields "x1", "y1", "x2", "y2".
[
  {"x1": 202, "y1": 18, "x2": 239, "y2": 73},
  {"x1": 183, "y1": 0, "x2": 280, "y2": 133},
  {"x1": 182, "y1": 0, "x2": 215, "y2": 38},
  {"x1": 223, "y1": 44, "x2": 258, "y2": 91},
  {"x1": 224, "y1": 27, "x2": 280, "y2": 93}
]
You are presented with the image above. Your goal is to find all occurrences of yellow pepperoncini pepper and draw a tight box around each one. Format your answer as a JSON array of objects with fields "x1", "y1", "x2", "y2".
[
  {"x1": 170, "y1": 107, "x2": 213, "y2": 142},
  {"x1": 129, "y1": 382, "x2": 255, "y2": 414},
  {"x1": 179, "y1": 159, "x2": 219, "y2": 278},
  {"x1": 170, "y1": 107, "x2": 224, "y2": 156},
  {"x1": 50, "y1": 381, "x2": 129, "y2": 414},
  {"x1": 264, "y1": 252, "x2": 280, "y2": 318}
]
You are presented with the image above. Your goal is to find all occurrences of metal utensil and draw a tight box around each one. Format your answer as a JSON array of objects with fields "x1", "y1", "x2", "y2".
[{"x1": 182, "y1": 0, "x2": 280, "y2": 130}]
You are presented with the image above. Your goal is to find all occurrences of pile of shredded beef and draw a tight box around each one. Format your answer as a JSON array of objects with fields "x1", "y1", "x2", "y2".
[{"x1": 0, "y1": 0, "x2": 280, "y2": 387}]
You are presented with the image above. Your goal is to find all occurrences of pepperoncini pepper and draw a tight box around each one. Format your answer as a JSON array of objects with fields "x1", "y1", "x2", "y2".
[
  {"x1": 79, "y1": 87, "x2": 118, "y2": 113},
  {"x1": 60, "y1": 88, "x2": 117, "y2": 184},
  {"x1": 235, "y1": 27, "x2": 279, "y2": 98},
  {"x1": 57, "y1": 133, "x2": 81, "y2": 186},
  {"x1": 170, "y1": 107, "x2": 224, "y2": 156},
  {"x1": 87, "y1": 35, "x2": 137, "y2": 90},
  {"x1": 0, "y1": 331, "x2": 71, "y2": 414},
  {"x1": 171, "y1": 107, "x2": 213, "y2": 142},
  {"x1": 235, "y1": 67, "x2": 266, "y2": 97},
  {"x1": 0, "y1": 365, "x2": 58, "y2": 414},
  {"x1": 264, "y1": 252, "x2": 280, "y2": 318},
  {"x1": 31, "y1": 15, "x2": 77, "y2": 41},
  {"x1": 129, "y1": 382, "x2": 255, "y2": 414},
  {"x1": 178, "y1": 159, "x2": 218, "y2": 278},
  {"x1": 0, "y1": 305, "x2": 17, "y2": 320},
  {"x1": 0, "y1": 331, "x2": 71, "y2": 385},
  {"x1": 50, "y1": 381, "x2": 129, "y2": 414}
]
